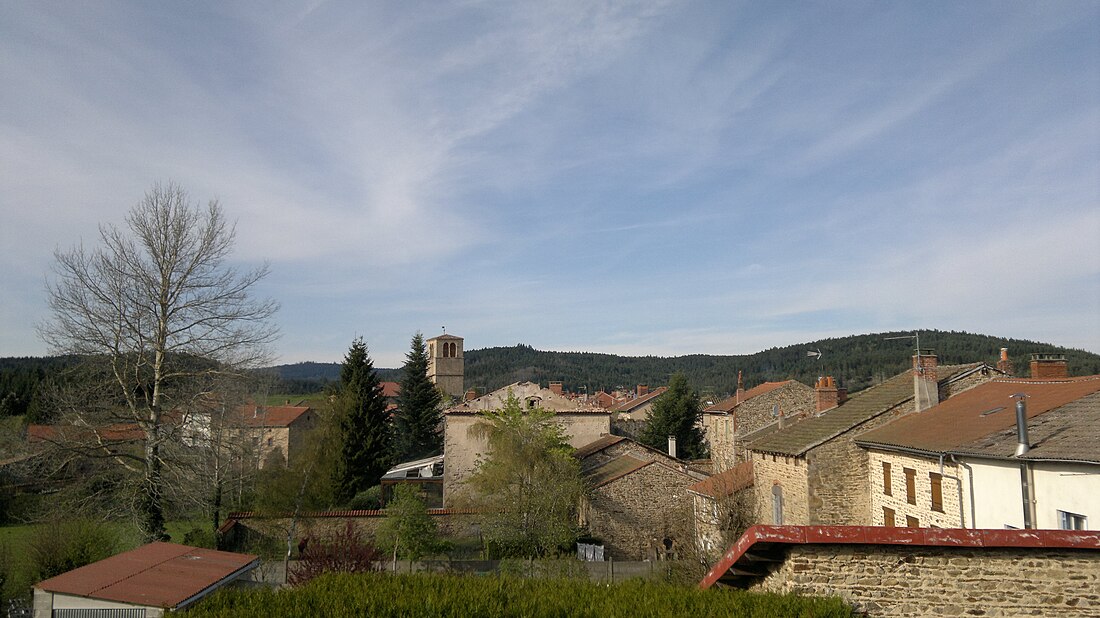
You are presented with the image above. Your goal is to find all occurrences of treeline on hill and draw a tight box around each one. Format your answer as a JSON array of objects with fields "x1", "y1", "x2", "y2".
[{"x1": 4, "y1": 331, "x2": 1099, "y2": 409}]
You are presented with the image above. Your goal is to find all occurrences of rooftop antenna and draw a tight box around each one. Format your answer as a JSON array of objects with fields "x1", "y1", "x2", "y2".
[{"x1": 885, "y1": 331, "x2": 923, "y2": 372}]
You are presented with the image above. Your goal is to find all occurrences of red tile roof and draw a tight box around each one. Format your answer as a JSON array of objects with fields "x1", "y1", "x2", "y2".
[
  {"x1": 381, "y1": 381, "x2": 401, "y2": 398},
  {"x1": 230, "y1": 405, "x2": 312, "y2": 428},
  {"x1": 688, "y1": 461, "x2": 754, "y2": 498},
  {"x1": 700, "y1": 525, "x2": 1100, "y2": 590},
  {"x1": 704, "y1": 381, "x2": 796, "y2": 413},
  {"x1": 35, "y1": 542, "x2": 258, "y2": 610},
  {"x1": 856, "y1": 376, "x2": 1100, "y2": 457},
  {"x1": 27, "y1": 423, "x2": 145, "y2": 443}
]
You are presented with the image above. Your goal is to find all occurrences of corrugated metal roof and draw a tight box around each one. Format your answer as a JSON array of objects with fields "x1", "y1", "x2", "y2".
[
  {"x1": 748, "y1": 364, "x2": 981, "y2": 457},
  {"x1": 857, "y1": 377, "x2": 1100, "y2": 459},
  {"x1": 35, "y1": 542, "x2": 258, "y2": 610}
]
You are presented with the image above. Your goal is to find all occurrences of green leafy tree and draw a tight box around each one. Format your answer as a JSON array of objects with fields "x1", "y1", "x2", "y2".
[
  {"x1": 332, "y1": 338, "x2": 391, "y2": 504},
  {"x1": 640, "y1": 372, "x2": 706, "y2": 459},
  {"x1": 393, "y1": 332, "x2": 443, "y2": 462},
  {"x1": 465, "y1": 392, "x2": 584, "y2": 558},
  {"x1": 376, "y1": 484, "x2": 441, "y2": 570}
]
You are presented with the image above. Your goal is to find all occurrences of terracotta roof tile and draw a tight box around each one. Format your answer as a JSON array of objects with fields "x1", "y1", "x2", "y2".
[
  {"x1": 230, "y1": 405, "x2": 311, "y2": 428},
  {"x1": 688, "y1": 461, "x2": 754, "y2": 498},
  {"x1": 610, "y1": 387, "x2": 668, "y2": 413},
  {"x1": 857, "y1": 376, "x2": 1100, "y2": 459},
  {"x1": 748, "y1": 364, "x2": 982, "y2": 457}
]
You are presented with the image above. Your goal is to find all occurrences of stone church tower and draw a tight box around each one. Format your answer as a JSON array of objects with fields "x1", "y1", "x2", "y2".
[{"x1": 426, "y1": 333, "x2": 464, "y2": 399}]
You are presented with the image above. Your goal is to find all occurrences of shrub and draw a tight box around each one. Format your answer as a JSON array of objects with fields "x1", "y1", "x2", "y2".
[
  {"x1": 26, "y1": 518, "x2": 121, "y2": 582},
  {"x1": 286, "y1": 521, "x2": 381, "y2": 586},
  {"x1": 346, "y1": 486, "x2": 382, "y2": 510}
]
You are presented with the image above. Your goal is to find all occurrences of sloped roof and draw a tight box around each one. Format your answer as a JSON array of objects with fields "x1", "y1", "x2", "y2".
[
  {"x1": 27, "y1": 423, "x2": 145, "y2": 443},
  {"x1": 584, "y1": 454, "x2": 653, "y2": 488},
  {"x1": 610, "y1": 387, "x2": 668, "y2": 413},
  {"x1": 230, "y1": 405, "x2": 311, "y2": 428},
  {"x1": 35, "y1": 542, "x2": 258, "y2": 610},
  {"x1": 748, "y1": 364, "x2": 981, "y2": 457},
  {"x1": 688, "y1": 460, "x2": 754, "y2": 499},
  {"x1": 704, "y1": 381, "x2": 801, "y2": 414},
  {"x1": 380, "y1": 381, "x2": 401, "y2": 398},
  {"x1": 857, "y1": 377, "x2": 1100, "y2": 461},
  {"x1": 446, "y1": 381, "x2": 607, "y2": 414},
  {"x1": 573, "y1": 434, "x2": 627, "y2": 459}
]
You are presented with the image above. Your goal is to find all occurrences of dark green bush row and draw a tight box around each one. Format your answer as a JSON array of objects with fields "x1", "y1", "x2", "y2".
[{"x1": 189, "y1": 572, "x2": 854, "y2": 617}]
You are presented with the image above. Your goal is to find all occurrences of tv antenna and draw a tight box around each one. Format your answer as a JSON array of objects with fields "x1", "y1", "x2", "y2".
[{"x1": 885, "y1": 331, "x2": 926, "y2": 372}]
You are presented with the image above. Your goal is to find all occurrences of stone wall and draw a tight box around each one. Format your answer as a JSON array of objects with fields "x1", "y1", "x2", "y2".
[
  {"x1": 582, "y1": 461, "x2": 696, "y2": 560},
  {"x1": 867, "y1": 449, "x2": 964, "y2": 528},
  {"x1": 757, "y1": 544, "x2": 1100, "y2": 617},
  {"x1": 705, "y1": 382, "x2": 815, "y2": 471},
  {"x1": 751, "y1": 452, "x2": 810, "y2": 525}
]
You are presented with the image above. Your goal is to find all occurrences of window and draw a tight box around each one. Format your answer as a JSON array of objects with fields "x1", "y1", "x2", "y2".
[
  {"x1": 904, "y1": 468, "x2": 916, "y2": 505},
  {"x1": 883, "y1": 507, "x2": 895, "y2": 527},
  {"x1": 930, "y1": 472, "x2": 943, "y2": 512},
  {"x1": 1059, "y1": 510, "x2": 1087, "y2": 530},
  {"x1": 882, "y1": 462, "x2": 892, "y2": 496},
  {"x1": 906, "y1": 515, "x2": 919, "y2": 528},
  {"x1": 772, "y1": 484, "x2": 784, "y2": 525}
]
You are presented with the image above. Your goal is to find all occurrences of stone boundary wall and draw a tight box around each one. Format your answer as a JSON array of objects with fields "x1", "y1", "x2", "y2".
[{"x1": 759, "y1": 544, "x2": 1098, "y2": 617}]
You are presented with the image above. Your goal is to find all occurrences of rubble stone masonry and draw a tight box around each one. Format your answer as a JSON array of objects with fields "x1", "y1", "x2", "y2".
[
  {"x1": 751, "y1": 452, "x2": 810, "y2": 525},
  {"x1": 758, "y1": 544, "x2": 1100, "y2": 617}
]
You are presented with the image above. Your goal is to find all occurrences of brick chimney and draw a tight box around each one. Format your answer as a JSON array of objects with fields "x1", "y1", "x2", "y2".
[
  {"x1": 815, "y1": 376, "x2": 839, "y2": 412},
  {"x1": 997, "y1": 347, "x2": 1013, "y2": 375},
  {"x1": 549, "y1": 381, "x2": 563, "y2": 396},
  {"x1": 735, "y1": 371, "x2": 745, "y2": 404},
  {"x1": 837, "y1": 386, "x2": 848, "y2": 405},
  {"x1": 1030, "y1": 353, "x2": 1068, "y2": 379},
  {"x1": 913, "y1": 349, "x2": 939, "y2": 412},
  {"x1": 637, "y1": 384, "x2": 649, "y2": 397}
]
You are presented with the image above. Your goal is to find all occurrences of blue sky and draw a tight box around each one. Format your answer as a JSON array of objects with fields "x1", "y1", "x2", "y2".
[{"x1": 2, "y1": 1, "x2": 1097, "y2": 367}]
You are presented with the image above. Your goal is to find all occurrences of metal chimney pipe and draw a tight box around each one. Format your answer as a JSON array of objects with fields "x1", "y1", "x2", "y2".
[
  {"x1": 667, "y1": 436, "x2": 677, "y2": 459},
  {"x1": 1013, "y1": 394, "x2": 1029, "y2": 457}
]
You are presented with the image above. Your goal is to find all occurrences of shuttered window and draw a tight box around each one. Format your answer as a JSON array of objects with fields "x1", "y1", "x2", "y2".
[
  {"x1": 904, "y1": 467, "x2": 916, "y2": 505},
  {"x1": 930, "y1": 472, "x2": 943, "y2": 512},
  {"x1": 906, "y1": 515, "x2": 919, "y2": 528},
  {"x1": 883, "y1": 507, "x2": 895, "y2": 527},
  {"x1": 882, "y1": 462, "x2": 892, "y2": 496}
]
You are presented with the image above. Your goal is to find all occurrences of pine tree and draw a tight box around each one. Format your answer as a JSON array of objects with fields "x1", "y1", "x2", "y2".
[
  {"x1": 333, "y1": 337, "x2": 391, "y2": 504},
  {"x1": 393, "y1": 332, "x2": 444, "y2": 462},
  {"x1": 640, "y1": 372, "x2": 707, "y2": 459}
]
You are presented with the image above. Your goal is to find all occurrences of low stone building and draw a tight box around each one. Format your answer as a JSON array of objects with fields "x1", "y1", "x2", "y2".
[
  {"x1": 703, "y1": 375, "x2": 817, "y2": 471},
  {"x1": 229, "y1": 404, "x2": 318, "y2": 468},
  {"x1": 688, "y1": 460, "x2": 755, "y2": 562},
  {"x1": 442, "y1": 381, "x2": 610, "y2": 505},
  {"x1": 856, "y1": 363, "x2": 1100, "y2": 531},
  {"x1": 575, "y1": 435, "x2": 707, "y2": 560},
  {"x1": 747, "y1": 353, "x2": 999, "y2": 527},
  {"x1": 700, "y1": 525, "x2": 1100, "y2": 617}
]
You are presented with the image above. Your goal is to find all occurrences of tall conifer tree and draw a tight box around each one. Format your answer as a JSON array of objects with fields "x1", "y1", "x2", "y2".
[
  {"x1": 394, "y1": 332, "x2": 444, "y2": 461},
  {"x1": 639, "y1": 372, "x2": 707, "y2": 459},
  {"x1": 333, "y1": 337, "x2": 391, "y2": 503}
]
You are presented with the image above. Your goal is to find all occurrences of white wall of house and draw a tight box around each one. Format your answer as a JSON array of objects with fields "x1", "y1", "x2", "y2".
[{"x1": 960, "y1": 458, "x2": 1098, "y2": 530}]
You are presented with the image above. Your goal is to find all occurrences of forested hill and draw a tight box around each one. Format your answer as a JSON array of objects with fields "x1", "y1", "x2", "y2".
[
  {"x1": 4, "y1": 331, "x2": 1098, "y2": 410},
  {"x1": 270, "y1": 330, "x2": 1100, "y2": 399},
  {"x1": 462, "y1": 331, "x2": 1100, "y2": 398}
]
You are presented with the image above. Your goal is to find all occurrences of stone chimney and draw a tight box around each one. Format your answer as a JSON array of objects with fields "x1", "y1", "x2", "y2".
[
  {"x1": 667, "y1": 436, "x2": 677, "y2": 459},
  {"x1": 549, "y1": 381, "x2": 563, "y2": 396},
  {"x1": 913, "y1": 350, "x2": 939, "y2": 412},
  {"x1": 837, "y1": 387, "x2": 848, "y2": 405},
  {"x1": 1030, "y1": 354, "x2": 1068, "y2": 379},
  {"x1": 735, "y1": 371, "x2": 745, "y2": 404},
  {"x1": 815, "y1": 376, "x2": 839, "y2": 412},
  {"x1": 637, "y1": 384, "x2": 649, "y2": 397},
  {"x1": 997, "y1": 348, "x2": 1013, "y2": 375}
]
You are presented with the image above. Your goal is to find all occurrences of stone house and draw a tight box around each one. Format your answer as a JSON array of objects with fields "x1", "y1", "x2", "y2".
[
  {"x1": 703, "y1": 374, "x2": 817, "y2": 471},
  {"x1": 687, "y1": 460, "x2": 755, "y2": 562},
  {"x1": 856, "y1": 358, "x2": 1100, "y2": 530},
  {"x1": 575, "y1": 435, "x2": 707, "y2": 560},
  {"x1": 229, "y1": 404, "x2": 318, "y2": 468},
  {"x1": 442, "y1": 381, "x2": 610, "y2": 505},
  {"x1": 609, "y1": 385, "x2": 667, "y2": 421},
  {"x1": 747, "y1": 352, "x2": 999, "y2": 527}
]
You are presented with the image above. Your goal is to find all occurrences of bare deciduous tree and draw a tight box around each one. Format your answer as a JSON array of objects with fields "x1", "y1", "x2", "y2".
[{"x1": 39, "y1": 182, "x2": 278, "y2": 541}]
